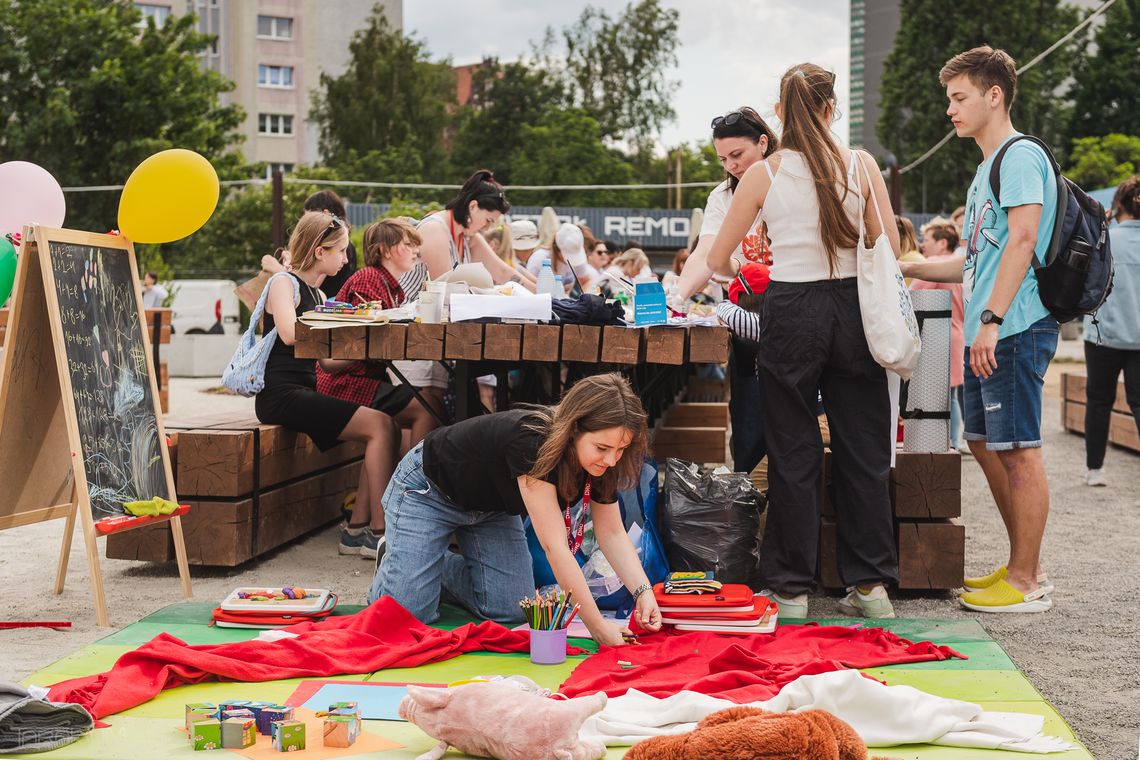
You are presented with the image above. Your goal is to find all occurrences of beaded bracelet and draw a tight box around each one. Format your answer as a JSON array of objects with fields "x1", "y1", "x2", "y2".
[{"x1": 632, "y1": 583, "x2": 652, "y2": 602}]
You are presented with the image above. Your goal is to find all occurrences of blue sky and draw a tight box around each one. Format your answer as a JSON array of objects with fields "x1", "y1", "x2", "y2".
[{"x1": 405, "y1": 0, "x2": 851, "y2": 149}]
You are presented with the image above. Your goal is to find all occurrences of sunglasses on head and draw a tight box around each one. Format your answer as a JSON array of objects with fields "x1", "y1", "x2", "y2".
[
  {"x1": 316, "y1": 215, "x2": 345, "y2": 245},
  {"x1": 711, "y1": 110, "x2": 761, "y2": 130}
]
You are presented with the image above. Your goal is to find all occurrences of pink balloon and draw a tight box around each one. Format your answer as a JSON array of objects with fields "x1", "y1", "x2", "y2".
[{"x1": 0, "y1": 161, "x2": 67, "y2": 237}]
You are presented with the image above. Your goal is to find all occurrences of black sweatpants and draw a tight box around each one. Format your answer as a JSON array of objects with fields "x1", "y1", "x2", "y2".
[
  {"x1": 729, "y1": 337, "x2": 767, "y2": 474},
  {"x1": 757, "y1": 278, "x2": 898, "y2": 595},
  {"x1": 1083, "y1": 340, "x2": 1140, "y2": 469}
]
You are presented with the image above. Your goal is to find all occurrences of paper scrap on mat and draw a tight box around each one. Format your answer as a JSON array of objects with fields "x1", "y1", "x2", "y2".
[{"x1": 301, "y1": 683, "x2": 412, "y2": 721}]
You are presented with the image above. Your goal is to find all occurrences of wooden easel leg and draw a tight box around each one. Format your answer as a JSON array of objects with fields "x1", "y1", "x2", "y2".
[
  {"x1": 54, "y1": 503, "x2": 78, "y2": 595},
  {"x1": 78, "y1": 508, "x2": 110, "y2": 627},
  {"x1": 169, "y1": 515, "x2": 193, "y2": 598}
]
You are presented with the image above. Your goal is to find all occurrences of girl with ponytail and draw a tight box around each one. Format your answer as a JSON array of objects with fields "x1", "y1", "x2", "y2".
[{"x1": 697, "y1": 63, "x2": 902, "y2": 620}]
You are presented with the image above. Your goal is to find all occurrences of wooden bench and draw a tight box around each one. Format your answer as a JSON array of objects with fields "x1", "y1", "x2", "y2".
[
  {"x1": 819, "y1": 449, "x2": 963, "y2": 590},
  {"x1": 106, "y1": 412, "x2": 364, "y2": 566},
  {"x1": 1061, "y1": 371, "x2": 1139, "y2": 453}
]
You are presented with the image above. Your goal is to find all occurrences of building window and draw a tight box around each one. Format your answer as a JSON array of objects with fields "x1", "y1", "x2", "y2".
[
  {"x1": 257, "y1": 15, "x2": 293, "y2": 39},
  {"x1": 265, "y1": 163, "x2": 295, "y2": 179},
  {"x1": 136, "y1": 3, "x2": 171, "y2": 27},
  {"x1": 258, "y1": 65, "x2": 294, "y2": 88},
  {"x1": 258, "y1": 114, "x2": 294, "y2": 136}
]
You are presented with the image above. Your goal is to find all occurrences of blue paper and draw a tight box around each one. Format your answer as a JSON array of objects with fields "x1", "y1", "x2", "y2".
[
  {"x1": 300, "y1": 683, "x2": 409, "y2": 721},
  {"x1": 634, "y1": 281, "x2": 667, "y2": 326}
]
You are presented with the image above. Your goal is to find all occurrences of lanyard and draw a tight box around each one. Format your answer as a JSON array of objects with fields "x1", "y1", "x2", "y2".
[
  {"x1": 448, "y1": 211, "x2": 468, "y2": 265},
  {"x1": 563, "y1": 479, "x2": 592, "y2": 555}
]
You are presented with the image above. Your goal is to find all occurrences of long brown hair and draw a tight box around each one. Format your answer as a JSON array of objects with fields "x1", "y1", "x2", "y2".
[
  {"x1": 288, "y1": 211, "x2": 349, "y2": 272},
  {"x1": 778, "y1": 63, "x2": 859, "y2": 277},
  {"x1": 1110, "y1": 176, "x2": 1140, "y2": 221},
  {"x1": 895, "y1": 215, "x2": 918, "y2": 256},
  {"x1": 525, "y1": 373, "x2": 648, "y2": 502}
]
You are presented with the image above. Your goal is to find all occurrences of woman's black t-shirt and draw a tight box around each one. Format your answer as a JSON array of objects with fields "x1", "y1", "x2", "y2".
[{"x1": 421, "y1": 409, "x2": 616, "y2": 516}]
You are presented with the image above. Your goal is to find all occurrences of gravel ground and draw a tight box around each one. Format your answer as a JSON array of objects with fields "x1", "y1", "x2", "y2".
[{"x1": 1, "y1": 359, "x2": 1137, "y2": 759}]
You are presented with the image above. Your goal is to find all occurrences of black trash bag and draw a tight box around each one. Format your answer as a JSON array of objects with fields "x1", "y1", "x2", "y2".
[{"x1": 661, "y1": 458, "x2": 766, "y2": 588}]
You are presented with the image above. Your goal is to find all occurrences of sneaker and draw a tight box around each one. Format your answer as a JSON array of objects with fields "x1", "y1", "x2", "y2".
[
  {"x1": 959, "y1": 579, "x2": 1052, "y2": 613},
  {"x1": 759, "y1": 589, "x2": 809, "y2": 619},
  {"x1": 838, "y1": 585, "x2": 896, "y2": 619},
  {"x1": 373, "y1": 533, "x2": 387, "y2": 575},
  {"x1": 964, "y1": 566, "x2": 1054, "y2": 595},
  {"x1": 339, "y1": 526, "x2": 381, "y2": 559},
  {"x1": 1086, "y1": 468, "x2": 1107, "y2": 487}
]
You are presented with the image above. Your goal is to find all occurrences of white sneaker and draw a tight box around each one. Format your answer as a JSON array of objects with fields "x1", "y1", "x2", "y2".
[
  {"x1": 1086, "y1": 468, "x2": 1107, "y2": 487},
  {"x1": 838, "y1": 585, "x2": 896, "y2": 619},
  {"x1": 759, "y1": 589, "x2": 809, "y2": 619}
]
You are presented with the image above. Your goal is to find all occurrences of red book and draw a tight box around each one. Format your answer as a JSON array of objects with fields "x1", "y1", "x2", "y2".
[
  {"x1": 653, "y1": 583, "x2": 754, "y2": 612},
  {"x1": 660, "y1": 596, "x2": 778, "y2": 625}
]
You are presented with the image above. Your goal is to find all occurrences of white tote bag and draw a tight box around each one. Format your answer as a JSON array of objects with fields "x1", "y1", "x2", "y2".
[{"x1": 852, "y1": 153, "x2": 922, "y2": 380}]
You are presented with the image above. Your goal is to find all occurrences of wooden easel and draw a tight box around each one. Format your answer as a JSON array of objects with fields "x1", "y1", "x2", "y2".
[{"x1": 0, "y1": 226, "x2": 191, "y2": 626}]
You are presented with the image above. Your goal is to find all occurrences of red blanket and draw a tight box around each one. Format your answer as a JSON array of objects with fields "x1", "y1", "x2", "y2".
[
  {"x1": 48, "y1": 597, "x2": 583, "y2": 720},
  {"x1": 559, "y1": 623, "x2": 964, "y2": 703}
]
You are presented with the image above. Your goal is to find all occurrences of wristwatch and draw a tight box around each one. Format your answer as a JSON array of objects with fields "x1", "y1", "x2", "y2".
[{"x1": 980, "y1": 309, "x2": 1004, "y2": 326}]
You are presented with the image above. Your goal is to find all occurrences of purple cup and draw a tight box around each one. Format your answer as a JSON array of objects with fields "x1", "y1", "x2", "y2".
[{"x1": 529, "y1": 627, "x2": 568, "y2": 665}]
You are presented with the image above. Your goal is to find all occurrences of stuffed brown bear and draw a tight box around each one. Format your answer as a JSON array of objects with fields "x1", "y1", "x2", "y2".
[{"x1": 624, "y1": 706, "x2": 893, "y2": 760}]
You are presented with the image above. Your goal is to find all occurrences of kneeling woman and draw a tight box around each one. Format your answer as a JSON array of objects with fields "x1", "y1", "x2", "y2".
[{"x1": 369, "y1": 373, "x2": 662, "y2": 646}]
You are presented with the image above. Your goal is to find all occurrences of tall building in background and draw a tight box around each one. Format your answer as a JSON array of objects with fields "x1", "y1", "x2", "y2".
[
  {"x1": 848, "y1": 0, "x2": 900, "y2": 161},
  {"x1": 135, "y1": 1, "x2": 401, "y2": 174}
]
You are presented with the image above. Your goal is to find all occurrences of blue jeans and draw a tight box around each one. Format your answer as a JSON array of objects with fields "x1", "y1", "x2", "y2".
[
  {"x1": 963, "y1": 316, "x2": 1058, "y2": 450},
  {"x1": 368, "y1": 443, "x2": 533, "y2": 625},
  {"x1": 950, "y1": 385, "x2": 964, "y2": 446}
]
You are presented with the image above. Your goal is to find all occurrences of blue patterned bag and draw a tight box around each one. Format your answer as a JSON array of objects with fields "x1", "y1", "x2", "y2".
[{"x1": 221, "y1": 272, "x2": 298, "y2": 397}]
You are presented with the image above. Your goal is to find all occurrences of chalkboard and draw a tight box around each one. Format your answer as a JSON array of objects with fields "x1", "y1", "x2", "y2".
[{"x1": 46, "y1": 240, "x2": 169, "y2": 519}]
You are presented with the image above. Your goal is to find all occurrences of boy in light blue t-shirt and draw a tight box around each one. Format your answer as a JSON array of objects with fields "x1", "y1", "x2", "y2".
[{"x1": 901, "y1": 47, "x2": 1059, "y2": 615}]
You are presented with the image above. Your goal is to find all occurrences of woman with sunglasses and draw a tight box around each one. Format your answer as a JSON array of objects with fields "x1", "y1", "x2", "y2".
[
  {"x1": 256, "y1": 211, "x2": 399, "y2": 559},
  {"x1": 676, "y1": 107, "x2": 778, "y2": 476},
  {"x1": 697, "y1": 64, "x2": 901, "y2": 620}
]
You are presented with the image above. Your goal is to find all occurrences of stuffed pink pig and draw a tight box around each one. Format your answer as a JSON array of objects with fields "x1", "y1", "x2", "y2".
[{"x1": 399, "y1": 681, "x2": 608, "y2": 760}]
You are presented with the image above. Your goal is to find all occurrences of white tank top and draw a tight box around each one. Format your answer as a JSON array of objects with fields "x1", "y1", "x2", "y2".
[{"x1": 763, "y1": 150, "x2": 861, "y2": 283}]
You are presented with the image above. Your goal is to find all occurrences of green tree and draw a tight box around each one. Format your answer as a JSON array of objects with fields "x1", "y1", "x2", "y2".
[
  {"x1": 1068, "y1": 0, "x2": 1140, "y2": 140},
  {"x1": 535, "y1": 0, "x2": 680, "y2": 146},
  {"x1": 449, "y1": 59, "x2": 561, "y2": 184},
  {"x1": 508, "y1": 109, "x2": 646, "y2": 207},
  {"x1": 877, "y1": 0, "x2": 1080, "y2": 212},
  {"x1": 310, "y1": 6, "x2": 455, "y2": 181},
  {"x1": 1066, "y1": 133, "x2": 1140, "y2": 189},
  {"x1": 627, "y1": 142, "x2": 725, "y2": 209},
  {"x1": 0, "y1": 0, "x2": 246, "y2": 232}
]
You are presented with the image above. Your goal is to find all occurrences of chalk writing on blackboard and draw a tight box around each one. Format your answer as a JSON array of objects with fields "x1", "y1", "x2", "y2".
[{"x1": 47, "y1": 241, "x2": 169, "y2": 519}]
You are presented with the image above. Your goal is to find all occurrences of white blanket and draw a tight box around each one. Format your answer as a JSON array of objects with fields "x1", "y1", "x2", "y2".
[{"x1": 579, "y1": 670, "x2": 1071, "y2": 753}]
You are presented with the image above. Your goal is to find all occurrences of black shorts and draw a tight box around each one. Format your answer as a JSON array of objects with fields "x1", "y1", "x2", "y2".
[{"x1": 255, "y1": 382, "x2": 359, "y2": 452}]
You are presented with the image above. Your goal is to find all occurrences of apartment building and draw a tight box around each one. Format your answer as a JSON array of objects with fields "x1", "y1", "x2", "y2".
[{"x1": 135, "y1": 0, "x2": 401, "y2": 173}]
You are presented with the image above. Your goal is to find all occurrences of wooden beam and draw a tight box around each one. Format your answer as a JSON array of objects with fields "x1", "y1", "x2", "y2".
[
  {"x1": 651, "y1": 426, "x2": 726, "y2": 464},
  {"x1": 482, "y1": 324, "x2": 522, "y2": 361},
  {"x1": 600, "y1": 326, "x2": 643, "y2": 364},
  {"x1": 663, "y1": 402, "x2": 729, "y2": 428},
  {"x1": 645, "y1": 327, "x2": 685, "y2": 365},
  {"x1": 522, "y1": 324, "x2": 561, "y2": 362},
  {"x1": 367, "y1": 323, "x2": 406, "y2": 360},
  {"x1": 293, "y1": 323, "x2": 330, "y2": 359},
  {"x1": 560, "y1": 325, "x2": 601, "y2": 363},
  {"x1": 687, "y1": 326, "x2": 730, "y2": 364},
  {"x1": 444, "y1": 322, "x2": 483, "y2": 360},
  {"x1": 329, "y1": 325, "x2": 368, "y2": 360},
  {"x1": 405, "y1": 323, "x2": 445, "y2": 360}
]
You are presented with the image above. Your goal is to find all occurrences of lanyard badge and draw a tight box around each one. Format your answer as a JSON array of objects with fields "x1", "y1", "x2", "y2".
[{"x1": 563, "y1": 479, "x2": 592, "y2": 554}]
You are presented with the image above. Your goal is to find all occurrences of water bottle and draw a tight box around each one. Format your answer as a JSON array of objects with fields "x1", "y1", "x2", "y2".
[
  {"x1": 536, "y1": 259, "x2": 557, "y2": 297},
  {"x1": 1052, "y1": 237, "x2": 1091, "y2": 310}
]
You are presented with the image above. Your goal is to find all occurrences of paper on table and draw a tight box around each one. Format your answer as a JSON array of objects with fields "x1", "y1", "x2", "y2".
[{"x1": 449, "y1": 292, "x2": 552, "y2": 323}]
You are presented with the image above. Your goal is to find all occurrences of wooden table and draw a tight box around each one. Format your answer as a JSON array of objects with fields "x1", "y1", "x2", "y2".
[{"x1": 295, "y1": 321, "x2": 731, "y2": 421}]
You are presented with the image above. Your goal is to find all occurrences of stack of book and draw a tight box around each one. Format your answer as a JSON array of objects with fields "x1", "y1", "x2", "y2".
[{"x1": 655, "y1": 573, "x2": 778, "y2": 634}]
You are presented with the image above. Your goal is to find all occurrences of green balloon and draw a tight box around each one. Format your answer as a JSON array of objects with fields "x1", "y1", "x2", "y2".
[{"x1": 0, "y1": 238, "x2": 15, "y2": 306}]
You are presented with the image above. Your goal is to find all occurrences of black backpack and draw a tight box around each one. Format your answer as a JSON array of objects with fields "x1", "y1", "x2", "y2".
[{"x1": 989, "y1": 135, "x2": 1113, "y2": 324}]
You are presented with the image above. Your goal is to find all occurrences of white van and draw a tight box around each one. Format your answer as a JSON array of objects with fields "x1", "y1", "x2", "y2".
[{"x1": 170, "y1": 279, "x2": 241, "y2": 335}]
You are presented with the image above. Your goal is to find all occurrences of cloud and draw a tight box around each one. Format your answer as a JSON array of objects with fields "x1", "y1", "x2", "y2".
[{"x1": 405, "y1": 0, "x2": 851, "y2": 148}]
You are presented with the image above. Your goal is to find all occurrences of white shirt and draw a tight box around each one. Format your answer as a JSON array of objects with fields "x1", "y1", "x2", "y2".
[
  {"x1": 764, "y1": 151, "x2": 860, "y2": 283},
  {"x1": 700, "y1": 180, "x2": 770, "y2": 265},
  {"x1": 142, "y1": 284, "x2": 167, "y2": 308}
]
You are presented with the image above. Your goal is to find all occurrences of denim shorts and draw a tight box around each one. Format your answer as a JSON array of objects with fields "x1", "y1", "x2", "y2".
[{"x1": 963, "y1": 316, "x2": 1058, "y2": 450}]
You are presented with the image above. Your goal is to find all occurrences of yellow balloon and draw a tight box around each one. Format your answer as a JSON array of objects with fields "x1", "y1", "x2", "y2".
[{"x1": 118, "y1": 149, "x2": 220, "y2": 244}]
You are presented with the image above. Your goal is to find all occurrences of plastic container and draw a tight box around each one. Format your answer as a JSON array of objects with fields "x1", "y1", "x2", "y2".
[
  {"x1": 529, "y1": 627, "x2": 568, "y2": 665},
  {"x1": 535, "y1": 260, "x2": 558, "y2": 297}
]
